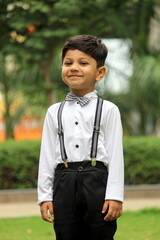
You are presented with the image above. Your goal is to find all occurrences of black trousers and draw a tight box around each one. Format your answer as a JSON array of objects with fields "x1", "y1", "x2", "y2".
[{"x1": 53, "y1": 161, "x2": 117, "y2": 240}]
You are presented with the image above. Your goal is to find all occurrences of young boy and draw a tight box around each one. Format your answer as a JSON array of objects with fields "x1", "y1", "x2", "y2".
[{"x1": 38, "y1": 35, "x2": 124, "y2": 240}]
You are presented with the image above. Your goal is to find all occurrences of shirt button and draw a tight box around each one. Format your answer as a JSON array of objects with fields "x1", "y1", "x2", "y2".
[
  {"x1": 75, "y1": 122, "x2": 78, "y2": 125},
  {"x1": 75, "y1": 145, "x2": 79, "y2": 148}
]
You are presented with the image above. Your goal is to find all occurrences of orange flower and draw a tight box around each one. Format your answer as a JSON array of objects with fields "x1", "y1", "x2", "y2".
[{"x1": 27, "y1": 24, "x2": 36, "y2": 35}]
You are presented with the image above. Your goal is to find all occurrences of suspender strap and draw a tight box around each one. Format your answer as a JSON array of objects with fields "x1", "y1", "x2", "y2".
[
  {"x1": 57, "y1": 97, "x2": 103, "y2": 164},
  {"x1": 57, "y1": 101, "x2": 68, "y2": 162},
  {"x1": 90, "y1": 97, "x2": 103, "y2": 160}
]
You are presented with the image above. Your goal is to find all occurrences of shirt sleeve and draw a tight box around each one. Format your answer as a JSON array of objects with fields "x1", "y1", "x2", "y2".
[
  {"x1": 37, "y1": 108, "x2": 57, "y2": 205},
  {"x1": 104, "y1": 104, "x2": 124, "y2": 202}
]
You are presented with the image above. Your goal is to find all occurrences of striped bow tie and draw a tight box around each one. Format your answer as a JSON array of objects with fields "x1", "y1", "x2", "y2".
[{"x1": 65, "y1": 93, "x2": 90, "y2": 107}]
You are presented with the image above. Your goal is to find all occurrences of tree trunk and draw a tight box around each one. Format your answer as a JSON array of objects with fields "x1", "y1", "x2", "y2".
[
  {"x1": 3, "y1": 89, "x2": 14, "y2": 139},
  {"x1": 134, "y1": 0, "x2": 153, "y2": 56},
  {"x1": 43, "y1": 64, "x2": 56, "y2": 106},
  {"x1": 37, "y1": 50, "x2": 57, "y2": 106},
  {"x1": 139, "y1": 104, "x2": 146, "y2": 135}
]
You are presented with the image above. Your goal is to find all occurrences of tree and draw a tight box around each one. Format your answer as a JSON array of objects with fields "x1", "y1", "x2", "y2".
[
  {"x1": 0, "y1": 0, "x2": 160, "y2": 137},
  {"x1": 2, "y1": 0, "x2": 147, "y2": 106},
  {"x1": 2, "y1": 0, "x2": 97, "y2": 105},
  {"x1": 0, "y1": 54, "x2": 26, "y2": 139},
  {"x1": 101, "y1": 0, "x2": 160, "y2": 135},
  {"x1": 125, "y1": 1, "x2": 160, "y2": 135},
  {"x1": 129, "y1": 54, "x2": 160, "y2": 135}
]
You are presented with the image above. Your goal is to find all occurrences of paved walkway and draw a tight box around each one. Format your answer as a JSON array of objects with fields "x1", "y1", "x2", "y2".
[{"x1": 0, "y1": 198, "x2": 160, "y2": 218}]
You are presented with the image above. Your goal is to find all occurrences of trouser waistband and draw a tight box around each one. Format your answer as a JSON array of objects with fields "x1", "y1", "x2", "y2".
[{"x1": 56, "y1": 160, "x2": 107, "y2": 172}]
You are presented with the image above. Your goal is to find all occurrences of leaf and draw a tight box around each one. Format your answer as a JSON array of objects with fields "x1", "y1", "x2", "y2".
[{"x1": 25, "y1": 38, "x2": 46, "y2": 50}]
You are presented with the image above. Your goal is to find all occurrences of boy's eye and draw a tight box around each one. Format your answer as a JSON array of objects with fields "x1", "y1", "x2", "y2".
[
  {"x1": 80, "y1": 62, "x2": 88, "y2": 65},
  {"x1": 64, "y1": 62, "x2": 72, "y2": 66}
]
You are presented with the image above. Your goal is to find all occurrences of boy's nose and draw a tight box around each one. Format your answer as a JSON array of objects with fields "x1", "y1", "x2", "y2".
[{"x1": 70, "y1": 63, "x2": 79, "y2": 71}]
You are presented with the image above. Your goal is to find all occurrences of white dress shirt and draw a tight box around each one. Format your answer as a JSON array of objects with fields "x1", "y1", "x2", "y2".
[{"x1": 37, "y1": 91, "x2": 124, "y2": 204}]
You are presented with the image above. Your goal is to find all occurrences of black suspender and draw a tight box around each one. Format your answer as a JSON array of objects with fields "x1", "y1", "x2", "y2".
[
  {"x1": 57, "y1": 101, "x2": 68, "y2": 166},
  {"x1": 90, "y1": 98, "x2": 103, "y2": 166},
  {"x1": 57, "y1": 97, "x2": 103, "y2": 167}
]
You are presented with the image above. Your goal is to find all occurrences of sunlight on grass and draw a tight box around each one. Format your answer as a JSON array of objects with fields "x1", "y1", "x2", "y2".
[
  {"x1": 0, "y1": 216, "x2": 55, "y2": 240},
  {"x1": 0, "y1": 208, "x2": 159, "y2": 240},
  {"x1": 115, "y1": 208, "x2": 160, "y2": 240}
]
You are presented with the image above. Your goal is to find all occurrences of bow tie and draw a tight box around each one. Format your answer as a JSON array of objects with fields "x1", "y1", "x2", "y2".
[{"x1": 65, "y1": 92, "x2": 90, "y2": 107}]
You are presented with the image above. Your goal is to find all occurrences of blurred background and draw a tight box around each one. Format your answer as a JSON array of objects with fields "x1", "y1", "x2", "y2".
[
  {"x1": 0, "y1": 0, "x2": 160, "y2": 223},
  {"x1": 0, "y1": 1, "x2": 160, "y2": 240},
  {"x1": 1, "y1": 0, "x2": 160, "y2": 140}
]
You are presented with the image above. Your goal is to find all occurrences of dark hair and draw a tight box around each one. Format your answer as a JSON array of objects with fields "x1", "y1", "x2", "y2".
[{"x1": 62, "y1": 35, "x2": 108, "y2": 68}]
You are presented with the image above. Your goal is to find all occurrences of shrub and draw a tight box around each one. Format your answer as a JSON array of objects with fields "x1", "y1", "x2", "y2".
[
  {"x1": 0, "y1": 137, "x2": 160, "y2": 189},
  {"x1": 123, "y1": 137, "x2": 160, "y2": 184},
  {"x1": 0, "y1": 140, "x2": 40, "y2": 189}
]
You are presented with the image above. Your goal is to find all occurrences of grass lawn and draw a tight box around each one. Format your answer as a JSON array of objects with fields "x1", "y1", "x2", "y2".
[
  {"x1": 0, "y1": 208, "x2": 159, "y2": 240},
  {"x1": 115, "y1": 208, "x2": 160, "y2": 240}
]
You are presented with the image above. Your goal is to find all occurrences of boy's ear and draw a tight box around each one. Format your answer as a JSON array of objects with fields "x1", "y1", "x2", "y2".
[{"x1": 96, "y1": 66, "x2": 106, "y2": 82}]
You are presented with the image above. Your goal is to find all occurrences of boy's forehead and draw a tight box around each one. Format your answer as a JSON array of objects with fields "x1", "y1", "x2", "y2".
[{"x1": 64, "y1": 49, "x2": 92, "y2": 59}]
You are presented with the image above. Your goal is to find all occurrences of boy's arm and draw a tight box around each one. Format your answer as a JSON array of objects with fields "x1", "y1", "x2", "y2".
[
  {"x1": 104, "y1": 104, "x2": 124, "y2": 205},
  {"x1": 38, "y1": 108, "x2": 57, "y2": 206}
]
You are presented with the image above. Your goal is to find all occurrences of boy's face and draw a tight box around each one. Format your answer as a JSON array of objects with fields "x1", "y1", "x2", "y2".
[{"x1": 62, "y1": 49, "x2": 106, "y2": 96}]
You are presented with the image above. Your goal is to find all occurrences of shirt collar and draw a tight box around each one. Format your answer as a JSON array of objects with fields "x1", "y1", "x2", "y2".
[{"x1": 83, "y1": 90, "x2": 97, "y2": 99}]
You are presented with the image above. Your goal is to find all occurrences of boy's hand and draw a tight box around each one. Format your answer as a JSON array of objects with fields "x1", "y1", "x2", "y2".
[
  {"x1": 102, "y1": 200, "x2": 123, "y2": 221},
  {"x1": 40, "y1": 201, "x2": 54, "y2": 223}
]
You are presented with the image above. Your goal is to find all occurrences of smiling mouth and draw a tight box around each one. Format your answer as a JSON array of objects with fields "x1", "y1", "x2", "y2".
[{"x1": 68, "y1": 75, "x2": 82, "y2": 77}]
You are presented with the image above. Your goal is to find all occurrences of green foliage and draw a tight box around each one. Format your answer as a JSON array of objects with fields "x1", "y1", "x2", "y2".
[
  {"x1": 129, "y1": 55, "x2": 160, "y2": 134},
  {"x1": 101, "y1": 52, "x2": 160, "y2": 135},
  {"x1": 123, "y1": 137, "x2": 160, "y2": 184},
  {"x1": 0, "y1": 137, "x2": 160, "y2": 189},
  {"x1": 0, "y1": 54, "x2": 27, "y2": 138},
  {"x1": 0, "y1": 0, "x2": 160, "y2": 137},
  {"x1": 0, "y1": 140, "x2": 41, "y2": 189}
]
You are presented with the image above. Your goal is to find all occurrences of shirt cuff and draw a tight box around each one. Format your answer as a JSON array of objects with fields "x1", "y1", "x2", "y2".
[{"x1": 105, "y1": 186, "x2": 124, "y2": 202}]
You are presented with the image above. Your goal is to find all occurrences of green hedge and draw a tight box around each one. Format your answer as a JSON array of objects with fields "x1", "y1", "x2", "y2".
[
  {"x1": 0, "y1": 140, "x2": 41, "y2": 189},
  {"x1": 123, "y1": 137, "x2": 160, "y2": 185},
  {"x1": 0, "y1": 137, "x2": 160, "y2": 189}
]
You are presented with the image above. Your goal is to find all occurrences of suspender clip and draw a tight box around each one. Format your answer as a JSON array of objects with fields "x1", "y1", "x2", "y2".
[
  {"x1": 91, "y1": 158, "x2": 97, "y2": 167},
  {"x1": 93, "y1": 126, "x2": 100, "y2": 133},
  {"x1": 58, "y1": 130, "x2": 63, "y2": 136},
  {"x1": 64, "y1": 161, "x2": 68, "y2": 168}
]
